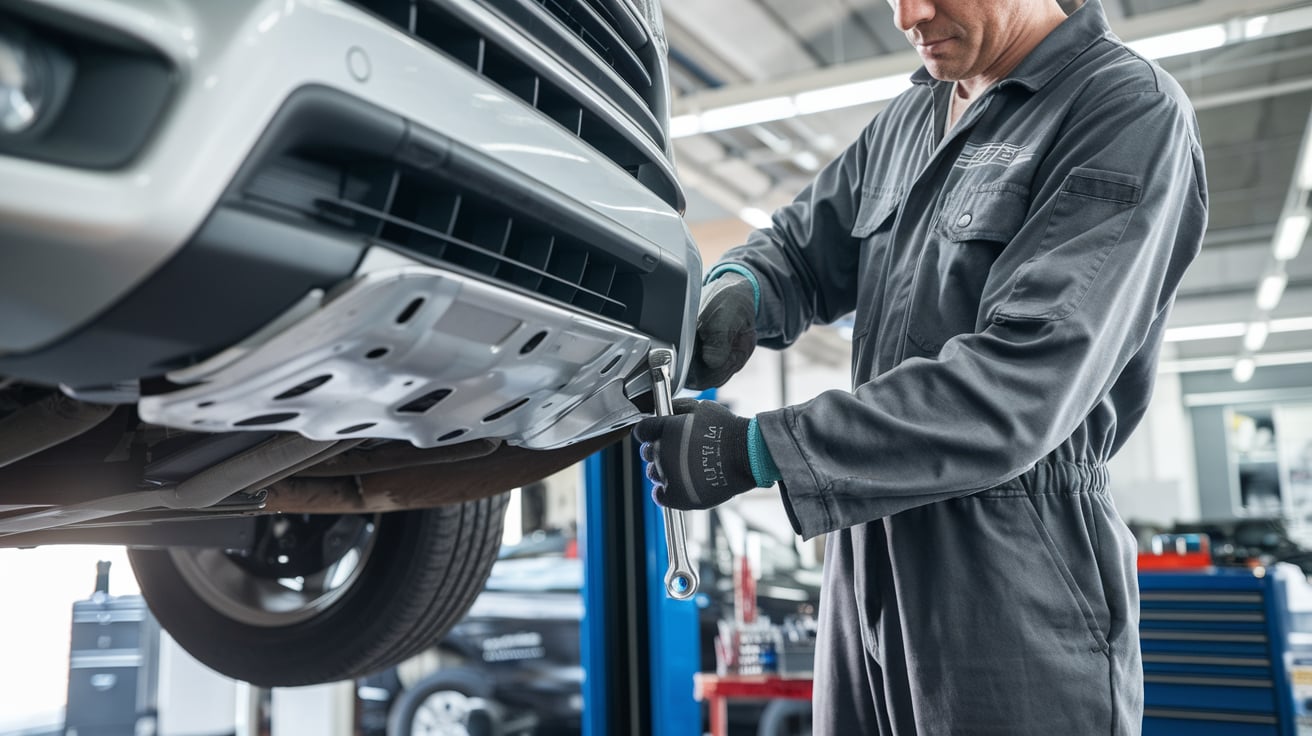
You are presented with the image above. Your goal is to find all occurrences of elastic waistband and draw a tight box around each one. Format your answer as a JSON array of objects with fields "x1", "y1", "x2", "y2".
[{"x1": 983, "y1": 461, "x2": 1110, "y2": 497}]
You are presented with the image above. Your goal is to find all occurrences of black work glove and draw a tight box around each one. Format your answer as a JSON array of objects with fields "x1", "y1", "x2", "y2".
[
  {"x1": 633, "y1": 398, "x2": 758, "y2": 510},
  {"x1": 686, "y1": 273, "x2": 757, "y2": 390}
]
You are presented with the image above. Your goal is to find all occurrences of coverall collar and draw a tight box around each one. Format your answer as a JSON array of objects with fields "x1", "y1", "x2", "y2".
[{"x1": 909, "y1": 0, "x2": 1113, "y2": 93}]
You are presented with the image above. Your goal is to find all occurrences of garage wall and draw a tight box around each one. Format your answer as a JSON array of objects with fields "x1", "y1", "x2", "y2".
[
  {"x1": 1181, "y1": 364, "x2": 1312, "y2": 520},
  {"x1": 1107, "y1": 366, "x2": 1200, "y2": 529}
]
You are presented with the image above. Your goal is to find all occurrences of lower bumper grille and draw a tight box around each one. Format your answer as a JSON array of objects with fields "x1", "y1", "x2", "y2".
[
  {"x1": 246, "y1": 149, "x2": 638, "y2": 325},
  {"x1": 223, "y1": 86, "x2": 690, "y2": 346},
  {"x1": 318, "y1": 186, "x2": 628, "y2": 319},
  {"x1": 0, "y1": 86, "x2": 689, "y2": 389}
]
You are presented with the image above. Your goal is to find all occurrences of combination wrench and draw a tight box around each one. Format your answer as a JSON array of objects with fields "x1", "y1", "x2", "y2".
[{"x1": 648, "y1": 348, "x2": 699, "y2": 600}]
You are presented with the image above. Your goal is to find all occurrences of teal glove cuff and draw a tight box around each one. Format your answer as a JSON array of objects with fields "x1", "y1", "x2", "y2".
[
  {"x1": 746, "y1": 417, "x2": 782, "y2": 487},
  {"x1": 706, "y1": 264, "x2": 761, "y2": 314}
]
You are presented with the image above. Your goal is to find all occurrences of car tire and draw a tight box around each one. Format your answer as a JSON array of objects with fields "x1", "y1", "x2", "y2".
[
  {"x1": 387, "y1": 667, "x2": 509, "y2": 736},
  {"x1": 127, "y1": 495, "x2": 509, "y2": 687}
]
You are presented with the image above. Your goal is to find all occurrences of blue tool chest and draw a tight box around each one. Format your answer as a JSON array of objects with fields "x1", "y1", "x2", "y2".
[{"x1": 1140, "y1": 565, "x2": 1311, "y2": 735}]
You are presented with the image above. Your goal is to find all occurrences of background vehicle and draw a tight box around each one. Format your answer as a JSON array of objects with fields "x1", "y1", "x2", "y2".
[
  {"x1": 369, "y1": 554, "x2": 586, "y2": 736},
  {"x1": 362, "y1": 513, "x2": 820, "y2": 736},
  {"x1": 0, "y1": 0, "x2": 697, "y2": 687}
]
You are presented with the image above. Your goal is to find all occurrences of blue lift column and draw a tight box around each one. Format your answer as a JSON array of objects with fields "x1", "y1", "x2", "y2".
[{"x1": 580, "y1": 433, "x2": 701, "y2": 736}]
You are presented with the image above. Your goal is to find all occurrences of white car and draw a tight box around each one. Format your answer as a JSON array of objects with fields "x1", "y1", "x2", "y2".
[{"x1": 0, "y1": 0, "x2": 697, "y2": 686}]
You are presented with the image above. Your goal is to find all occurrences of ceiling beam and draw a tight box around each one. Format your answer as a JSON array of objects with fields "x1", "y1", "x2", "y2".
[
  {"x1": 676, "y1": 72, "x2": 1312, "y2": 227},
  {"x1": 749, "y1": 0, "x2": 830, "y2": 67},
  {"x1": 671, "y1": 0, "x2": 1304, "y2": 115},
  {"x1": 1192, "y1": 76, "x2": 1312, "y2": 112},
  {"x1": 660, "y1": 0, "x2": 817, "y2": 84}
]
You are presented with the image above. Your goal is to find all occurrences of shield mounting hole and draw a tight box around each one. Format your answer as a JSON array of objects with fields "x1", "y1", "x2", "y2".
[
  {"x1": 438, "y1": 429, "x2": 467, "y2": 442},
  {"x1": 520, "y1": 330, "x2": 549, "y2": 355},
  {"x1": 274, "y1": 374, "x2": 333, "y2": 400},
  {"x1": 366, "y1": 348, "x2": 389, "y2": 360},
  {"x1": 337, "y1": 423, "x2": 376, "y2": 435},
  {"x1": 234, "y1": 412, "x2": 299, "y2": 427},
  {"x1": 600, "y1": 354, "x2": 623, "y2": 375},
  {"x1": 397, "y1": 388, "x2": 453, "y2": 414},
  {"x1": 483, "y1": 397, "x2": 530, "y2": 423},
  {"x1": 396, "y1": 297, "x2": 425, "y2": 324}
]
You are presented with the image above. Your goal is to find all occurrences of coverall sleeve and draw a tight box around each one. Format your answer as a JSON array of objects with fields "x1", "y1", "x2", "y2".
[
  {"x1": 757, "y1": 89, "x2": 1208, "y2": 539},
  {"x1": 714, "y1": 122, "x2": 877, "y2": 349}
]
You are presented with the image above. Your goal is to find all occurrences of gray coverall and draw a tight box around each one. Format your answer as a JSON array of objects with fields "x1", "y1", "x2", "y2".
[{"x1": 714, "y1": 2, "x2": 1208, "y2": 733}]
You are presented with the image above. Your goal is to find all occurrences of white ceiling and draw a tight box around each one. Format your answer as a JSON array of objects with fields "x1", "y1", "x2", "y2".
[{"x1": 664, "y1": 0, "x2": 1312, "y2": 374}]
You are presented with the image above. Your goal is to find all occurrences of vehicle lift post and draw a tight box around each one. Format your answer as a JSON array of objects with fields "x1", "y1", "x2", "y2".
[{"x1": 580, "y1": 407, "x2": 704, "y2": 734}]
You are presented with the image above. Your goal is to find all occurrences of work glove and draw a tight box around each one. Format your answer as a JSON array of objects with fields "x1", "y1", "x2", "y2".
[
  {"x1": 633, "y1": 398, "x2": 758, "y2": 510},
  {"x1": 686, "y1": 273, "x2": 757, "y2": 390}
]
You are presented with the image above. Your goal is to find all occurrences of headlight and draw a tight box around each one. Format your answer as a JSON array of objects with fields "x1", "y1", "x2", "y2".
[{"x1": 0, "y1": 21, "x2": 67, "y2": 135}]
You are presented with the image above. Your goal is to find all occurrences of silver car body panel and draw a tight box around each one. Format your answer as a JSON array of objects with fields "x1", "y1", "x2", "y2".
[
  {"x1": 138, "y1": 247, "x2": 654, "y2": 449},
  {"x1": 0, "y1": 0, "x2": 688, "y2": 355}
]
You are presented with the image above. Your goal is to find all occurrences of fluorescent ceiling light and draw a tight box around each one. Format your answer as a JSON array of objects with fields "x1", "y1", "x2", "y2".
[
  {"x1": 1256, "y1": 349, "x2": 1312, "y2": 368},
  {"x1": 793, "y1": 74, "x2": 913, "y2": 116},
  {"x1": 672, "y1": 77, "x2": 910, "y2": 139},
  {"x1": 1243, "y1": 322, "x2": 1270, "y2": 353},
  {"x1": 1275, "y1": 212, "x2": 1310, "y2": 261},
  {"x1": 698, "y1": 97, "x2": 796, "y2": 134},
  {"x1": 1160, "y1": 350, "x2": 1312, "y2": 374},
  {"x1": 1163, "y1": 317, "x2": 1312, "y2": 344},
  {"x1": 1273, "y1": 316, "x2": 1312, "y2": 334},
  {"x1": 792, "y1": 151, "x2": 821, "y2": 172},
  {"x1": 1232, "y1": 356, "x2": 1256, "y2": 384},
  {"x1": 737, "y1": 206, "x2": 773, "y2": 229},
  {"x1": 1243, "y1": 15, "x2": 1271, "y2": 40},
  {"x1": 1163, "y1": 322, "x2": 1245, "y2": 342},
  {"x1": 1256, "y1": 273, "x2": 1289, "y2": 311},
  {"x1": 1157, "y1": 356, "x2": 1233, "y2": 374},
  {"x1": 1126, "y1": 25, "x2": 1226, "y2": 59},
  {"x1": 669, "y1": 114, "x2": 699, "y2": 139}
]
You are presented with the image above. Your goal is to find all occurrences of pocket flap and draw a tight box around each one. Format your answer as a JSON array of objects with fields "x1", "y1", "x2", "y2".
[
  {"x1": 1062, "y1": 167, "x2": 1141, "y2": 204},
  {"x1": 851, "y1": 187, "x2": 902, "y2": 238},
  {"x1": 939, "y1": 185, "x2": 1029, "y2": 244}
]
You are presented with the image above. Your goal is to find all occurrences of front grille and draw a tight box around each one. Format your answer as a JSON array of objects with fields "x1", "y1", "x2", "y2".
[
  {"x1": 529, "y1": 0, "x2": 650, "y2": 91},
  {"x1": 244, "y1": 150, "x2": 640, "y2": 325},
  {"x1": 347, "y1": 0, "x2": 678, "y2": 208}
]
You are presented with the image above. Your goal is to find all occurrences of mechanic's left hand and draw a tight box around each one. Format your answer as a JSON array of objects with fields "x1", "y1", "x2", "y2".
[{"x1": 633, "y1": 398, "x2": 758, "y2": 510}]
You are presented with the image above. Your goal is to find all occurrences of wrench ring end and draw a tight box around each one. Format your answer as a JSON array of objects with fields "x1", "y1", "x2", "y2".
[{"x1": 665, "y1": 569, "x2": 699, "y2": 599}]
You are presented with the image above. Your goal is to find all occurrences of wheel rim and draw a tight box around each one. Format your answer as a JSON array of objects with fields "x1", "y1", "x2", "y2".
[
  {"x1": 413, "y1": 690, "x2": 492, "y2": 736},
  {"x1": 169, "y1": 516, "x2": 378, "y2": 627}
]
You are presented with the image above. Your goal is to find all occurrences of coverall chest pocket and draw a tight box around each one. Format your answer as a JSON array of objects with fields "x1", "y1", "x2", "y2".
[
  {"x1": 994, "y1": 168, "x2": 1142, "y2": 322},
  {"x1": 905, "y1": 185, "x2": 1028, "y2": 356},
  {"x1": 851, "y1": 186, "x2": 902, "y2": 239}
]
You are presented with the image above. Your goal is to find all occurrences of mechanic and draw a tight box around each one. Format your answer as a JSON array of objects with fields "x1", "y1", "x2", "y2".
[{"x1": 634, "y1": 0, "x2": 1207, "y2": 732}]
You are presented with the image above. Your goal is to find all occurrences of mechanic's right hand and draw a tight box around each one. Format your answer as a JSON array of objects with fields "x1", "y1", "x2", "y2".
[
  {"x1": 633, "y1": 398, "x2": 757, "y2": 510},
  {"x1": 686, "y1": 272, "x2": 756, "y2": 390}
]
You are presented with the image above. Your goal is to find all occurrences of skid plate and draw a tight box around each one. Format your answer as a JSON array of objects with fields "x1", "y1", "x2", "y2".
[{"x1": 138, "y1": 249, "x2": 653, "y2": 449}]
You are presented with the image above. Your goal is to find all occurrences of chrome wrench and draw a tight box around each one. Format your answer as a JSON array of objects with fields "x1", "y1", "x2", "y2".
[{"x1": 648, "y1": 348, "x2": 699, "y2": 600}]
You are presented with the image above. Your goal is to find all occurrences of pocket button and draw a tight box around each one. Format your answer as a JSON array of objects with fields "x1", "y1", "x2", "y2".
[{"x1": 956, "y1": 212, "x2": 973, "y2": 227}]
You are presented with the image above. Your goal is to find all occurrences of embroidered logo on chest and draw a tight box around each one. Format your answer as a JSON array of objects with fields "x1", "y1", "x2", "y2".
[{"x1": 954, "y1": 142, "x2": 1033, "y2": 170}]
